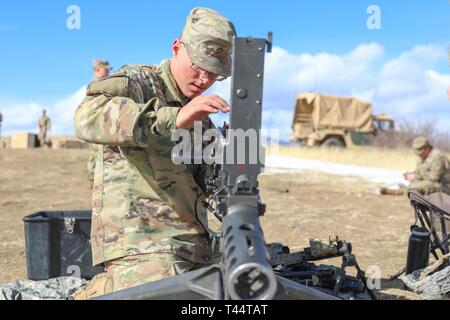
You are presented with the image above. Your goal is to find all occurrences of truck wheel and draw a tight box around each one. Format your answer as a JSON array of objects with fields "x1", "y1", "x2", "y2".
[{"x1": 321, "y1": 138, "x2": 345, "y2": 148}]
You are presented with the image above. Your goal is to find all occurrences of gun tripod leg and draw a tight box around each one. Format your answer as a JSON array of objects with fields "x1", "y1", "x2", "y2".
[
  {"x1": 388, "y1": 266, "x2": 405, "y2": 281},
  {"x1": 353, "y1": 261, "x2": 377, "y2": 300}
]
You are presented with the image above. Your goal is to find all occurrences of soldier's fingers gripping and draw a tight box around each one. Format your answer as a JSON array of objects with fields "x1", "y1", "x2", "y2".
[
  {"x1": 176, "y1": 95, "x2": 229, "y2": 129},
  {"x1": 205, "y1": 95, "x2": 229, "y2": 112},
  {"x1": 194, "y1": 97, "x2": 222, "y2": 114},
  {"x1": 191, "y1": 94, "x2": 229, "y2": 113},
  {"x1": 200, "y1": 103, "x2": 220, "y2": 114}
]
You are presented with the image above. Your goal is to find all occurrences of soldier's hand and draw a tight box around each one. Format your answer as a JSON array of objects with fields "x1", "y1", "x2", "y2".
[
  {"x1": 176, "y1": 95, "x2": 229, "y2": 129},
  {"x1": 403, "y1": 172, "x2": 415, "y2": 182}
]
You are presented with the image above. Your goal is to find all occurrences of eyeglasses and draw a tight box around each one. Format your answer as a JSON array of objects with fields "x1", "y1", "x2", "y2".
[
  {"x1": 191, "y1": 63, "x2": 227, "y2": 81},
  {"x1": 180, "y1": 42, "x2": 227, "y2": 81}
]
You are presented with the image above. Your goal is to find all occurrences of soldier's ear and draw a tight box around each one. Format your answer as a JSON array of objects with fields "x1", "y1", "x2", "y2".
[{"x1": 172, "y1": 39, "x2": 182, "y2": 58}]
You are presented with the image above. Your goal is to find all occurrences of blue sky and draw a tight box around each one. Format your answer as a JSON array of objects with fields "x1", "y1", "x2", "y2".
[{"x1": 0, "y1": 0, "x2": 449, "y2": 138}]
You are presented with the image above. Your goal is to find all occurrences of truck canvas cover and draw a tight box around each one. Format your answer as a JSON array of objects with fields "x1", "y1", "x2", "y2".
[{"x1": 292, "y1": 93, "x2": 375, "y2": 135}]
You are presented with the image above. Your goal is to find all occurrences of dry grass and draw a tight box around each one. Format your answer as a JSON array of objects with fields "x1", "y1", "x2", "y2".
[{"x1": 268, "y1": 145, "x2": 418, "y2": 171}]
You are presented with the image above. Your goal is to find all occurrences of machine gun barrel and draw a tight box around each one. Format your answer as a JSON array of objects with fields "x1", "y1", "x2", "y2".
[{"x1": 222, "y1": 204, "x2": 277, "y2": 300}]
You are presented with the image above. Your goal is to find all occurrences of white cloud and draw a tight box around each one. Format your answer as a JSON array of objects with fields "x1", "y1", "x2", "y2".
[
  {"x1": 0, "y1": 86, "x2": 86, "y2": 136},
  {"x1": 0, "y1": 102, "x2": 44, "y2": 134},
  {"x1": 209, "y1": 42, "x2": 450, "y2": 141},
  {"x1": 51, "y1": 86, "x2": 87, "y2": 133}
]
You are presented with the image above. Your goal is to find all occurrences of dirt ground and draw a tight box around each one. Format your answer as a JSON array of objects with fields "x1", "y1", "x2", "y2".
[{"x1": 0, "y1": 148, "x2": 420, "y2": 299}]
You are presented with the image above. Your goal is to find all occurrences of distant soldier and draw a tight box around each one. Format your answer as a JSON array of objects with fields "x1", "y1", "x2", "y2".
[
  {"x1": 404, "y1": 136, "x2": 450, "y2": 195},
  {"x1": 38, "y1": 109, "x2": 51, "y2": 147},
  {"x1": 92, "y1": 59, "x2": 111, "y2": 80},
  {"x1": 87, "y1": 60, "x2": 112, "y2": 188}
]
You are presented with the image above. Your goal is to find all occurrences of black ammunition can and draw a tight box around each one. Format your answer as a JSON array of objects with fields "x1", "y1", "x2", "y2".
[
  {"x1": 23, "y1": 210, "x2": 105, "y2": 280},
  {"x1": 405, "y1": 225, "x2": 430, "y2": 275}
]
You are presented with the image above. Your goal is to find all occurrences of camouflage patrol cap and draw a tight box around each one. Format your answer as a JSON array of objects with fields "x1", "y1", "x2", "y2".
[
  {"x1": 412, "y1": 136, "x2": 430, "y2": 151},
  {"x1": 92, "y1": 59, "x2": 112, "y2": 70},
  {"x1": 181, "y1": 7, "x2": 236, "y2": 77}
]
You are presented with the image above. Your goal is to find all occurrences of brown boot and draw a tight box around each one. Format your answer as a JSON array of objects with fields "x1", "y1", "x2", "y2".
[{"x1": 71, "y1": 272, "x2": 114, "y2": 300}]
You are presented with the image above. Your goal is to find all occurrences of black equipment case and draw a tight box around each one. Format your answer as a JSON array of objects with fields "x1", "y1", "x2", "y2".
[{"x1": 23, "y1": 210, "x2": 104, "y2": 280}]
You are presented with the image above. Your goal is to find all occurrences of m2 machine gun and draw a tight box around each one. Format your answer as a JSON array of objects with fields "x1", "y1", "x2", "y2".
[{"x1": 94, "y1": 33, "x2": 375, "y2": 300}]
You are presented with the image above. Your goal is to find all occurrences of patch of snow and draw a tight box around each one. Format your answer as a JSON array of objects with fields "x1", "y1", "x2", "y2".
[{"x1": 263, "y1": 155, "x2": 409, "y2": 186}]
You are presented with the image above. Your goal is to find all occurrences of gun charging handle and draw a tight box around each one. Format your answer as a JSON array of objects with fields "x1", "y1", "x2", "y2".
[{"x1": 266, "y1": 32, "x2": 273, "y2": 53}]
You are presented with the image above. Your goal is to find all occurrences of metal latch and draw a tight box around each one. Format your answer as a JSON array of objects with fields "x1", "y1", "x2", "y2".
[{"x1": 64, "y1": 218, "x2": 76, "y2": 234}]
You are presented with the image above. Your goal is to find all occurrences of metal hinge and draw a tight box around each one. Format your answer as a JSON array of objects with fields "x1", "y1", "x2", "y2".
[{"x1": 64, "y1": 218, "x2": 76, "y2": 234}]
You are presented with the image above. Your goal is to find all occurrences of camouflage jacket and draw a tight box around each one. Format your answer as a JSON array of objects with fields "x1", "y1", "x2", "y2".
[
  {"x1": 74, "y1": 61, "x2": 213, "y2": 266},
  {"x1": 414, "y1": 148, "x2": 450, "y2": 185}
]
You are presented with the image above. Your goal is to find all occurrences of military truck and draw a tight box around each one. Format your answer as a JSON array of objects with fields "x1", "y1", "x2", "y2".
[{"x1": 290, "y1": 93, "x2": 395, "y2": 147}]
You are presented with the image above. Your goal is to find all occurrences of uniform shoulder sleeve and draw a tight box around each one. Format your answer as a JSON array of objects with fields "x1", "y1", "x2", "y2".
[
  {"x1": 86, "y1": 64, "x2": 157, "y2": 100},
  {"x1": 74, "y1": 64, "x2": 176, "y2": 147},
  {"x1": 428, "y1": 150, "x2": 449, "y2": 182},
  {"x1": 86, "y1": 73, "x2": 130, "y2": 97}
]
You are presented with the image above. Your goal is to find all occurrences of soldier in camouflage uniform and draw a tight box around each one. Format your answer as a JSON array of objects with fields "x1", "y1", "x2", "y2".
[
  {"x1": 86, "y1": 60, "x2": 112, "y2": 189},
  {"x1": 72, "y1": 7, "x2": 235, "y2": 299},
  {"x1": 38, "y1": 109, "x2": 51, "y2": 147},
  {"x1": 404, "y1": 136, "x2": 450, "y2": 195}
]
